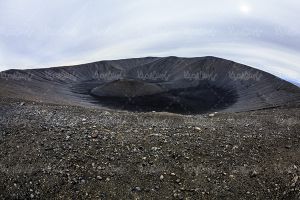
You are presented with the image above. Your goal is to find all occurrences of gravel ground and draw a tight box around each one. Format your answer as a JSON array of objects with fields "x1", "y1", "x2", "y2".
[{"x1": 0, "y1": 97, "x2": 299, "y2": 199}]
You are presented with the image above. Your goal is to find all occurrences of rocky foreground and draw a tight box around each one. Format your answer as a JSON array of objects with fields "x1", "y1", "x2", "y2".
[{"x1": 0, "y1": 97, "x2": 299, "y2": 199}]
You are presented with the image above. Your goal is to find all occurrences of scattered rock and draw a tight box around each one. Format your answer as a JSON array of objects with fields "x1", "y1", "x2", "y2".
[
  {"x1": 160, "y1": 175, "x2": 164, "y2": 180},
  {"x1": 132, "y1": 187, "x2": 141, "y2": 192},
  {"x1": 151, "y1": 147, "x2": 160, "y2": 151},
  {"x1": 103, "y1": 111, "x2": 110, "y2": 115},
  {"x1": 250, "y1": 170, "x2": 259, "y2": 178},
  {"x1": 0, "y1": 97, "x2": 299, "y2": 199},
  {"x1": 173, "y1": 192, "x2": 184, "y2": 199},
  {"x1": 194, "y1": 127, "x2": 202, "y2": 131},
  {"x1": 291, "y1": 175, "x2": 299, "y2": 187}
]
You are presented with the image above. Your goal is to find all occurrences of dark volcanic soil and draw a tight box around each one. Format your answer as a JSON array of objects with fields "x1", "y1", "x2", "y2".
[{"x1": 0, "y1": 97, "x2": 299, "y2": 199}]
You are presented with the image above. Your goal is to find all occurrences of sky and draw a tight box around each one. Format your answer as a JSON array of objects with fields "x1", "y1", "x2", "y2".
[{"x1": 0, "y1": 0, "x2": 299, "y2": 85}]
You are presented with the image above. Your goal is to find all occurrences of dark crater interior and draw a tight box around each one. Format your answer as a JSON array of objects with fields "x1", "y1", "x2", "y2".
[{"x1": 89, "y1": 79, "x2": 238, "y2": 114}]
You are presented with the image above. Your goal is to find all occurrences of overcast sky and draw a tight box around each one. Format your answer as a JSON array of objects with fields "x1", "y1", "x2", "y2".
[{"x1": 0, "y1": 0, "x2": 299, "y2": 85}]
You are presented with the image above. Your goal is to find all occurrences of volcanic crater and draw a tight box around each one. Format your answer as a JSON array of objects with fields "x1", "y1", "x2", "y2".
[{"x1": 0, "y1": 56, "x2": 299, "y2": 114}]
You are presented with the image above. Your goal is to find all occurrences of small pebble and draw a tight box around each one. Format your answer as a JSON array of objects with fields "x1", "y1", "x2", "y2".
[{"x1": 194, "y1": 127, "x2": 201, "y2": 131}]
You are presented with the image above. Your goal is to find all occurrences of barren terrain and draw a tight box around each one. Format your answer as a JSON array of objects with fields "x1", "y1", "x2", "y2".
[{"x1": 0, "y1": 97, "x2": 299, "y2": 199}]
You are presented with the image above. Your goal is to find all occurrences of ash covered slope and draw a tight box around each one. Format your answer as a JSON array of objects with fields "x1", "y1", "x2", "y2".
[{"x1": 0, "y1": 56, "x2": 299, "y2": 113}]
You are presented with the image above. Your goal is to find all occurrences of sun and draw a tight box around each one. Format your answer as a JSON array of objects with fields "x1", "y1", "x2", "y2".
[{"x1": 239, "y1": 3, "x2": 252, "y2": 14}]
